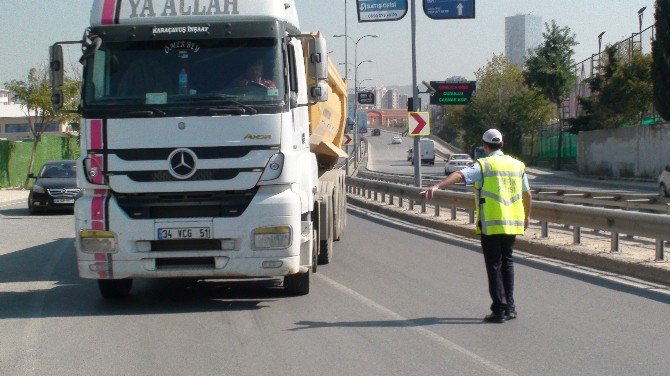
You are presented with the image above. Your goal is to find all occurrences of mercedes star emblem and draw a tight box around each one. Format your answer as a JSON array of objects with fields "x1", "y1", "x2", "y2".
[{"x1": 168, "y1": 148, "x2": 197, "y2": 180}]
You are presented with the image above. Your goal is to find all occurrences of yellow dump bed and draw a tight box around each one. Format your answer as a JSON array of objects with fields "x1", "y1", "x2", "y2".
[{"x1": 304, "y1": 35, "x2": 349, "y2": 170}]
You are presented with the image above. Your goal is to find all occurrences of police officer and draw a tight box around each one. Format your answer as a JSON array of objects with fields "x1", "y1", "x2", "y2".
[{"x1": 422, "y1": 129, "x2": 532, "y2": 323}]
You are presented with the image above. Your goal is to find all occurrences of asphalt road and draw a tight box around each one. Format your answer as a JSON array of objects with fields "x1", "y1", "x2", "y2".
[
  {"x1": 365, "y1": 129, "x2": 658, "y2": 194},
  {"x1": 1, "y1": 199, "x2": 669, "y2": 375}
]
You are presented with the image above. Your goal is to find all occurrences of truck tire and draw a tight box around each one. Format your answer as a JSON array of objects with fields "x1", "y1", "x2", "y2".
[
  {"x1": 318, "y1": 234, "x2": 333, "y2": 264},
  {"x1": 98, "y1": 279, "x2": 133, "y2": 299},
  {"x1": 334, "y1": 174, "x2": 345, "y2": 241},
  {"x1": 312, "y1": 229, "x2": 318, "y2": 273},
  {"x1": 284, "y1": 271, "x2": 309, "y2": 295}
]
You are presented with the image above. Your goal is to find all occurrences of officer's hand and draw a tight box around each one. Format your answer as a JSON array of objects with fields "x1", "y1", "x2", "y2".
[{"x1": 420, "y1": 186, "x2": 439, "y2": 201}]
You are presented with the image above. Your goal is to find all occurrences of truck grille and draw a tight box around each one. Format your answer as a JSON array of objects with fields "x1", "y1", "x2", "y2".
[
  {"x1": 155, "y1": 257, "x2": 216, "y2": 270},
  {"x1": 116, "y1": 189, "x2": 257, "y2": 219},
  {"x1": 150, "y1": 240, "x2": 223, "y2": 252},
  {"x1": 47, "y1": 188, "x2": 81, "y2": 198},
  {"x1": 124, "y1": 168, "x2": 259, "y2": 182}
]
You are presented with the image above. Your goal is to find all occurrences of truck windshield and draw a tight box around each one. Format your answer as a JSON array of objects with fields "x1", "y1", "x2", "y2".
[{"x1": 83, "y1": 38, "x2": 285, "y2": 109}]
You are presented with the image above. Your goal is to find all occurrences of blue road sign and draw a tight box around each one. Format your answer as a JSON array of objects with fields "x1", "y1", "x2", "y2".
[
  {"x1": 357, "y1": 0, "x2": 408, "y2": 22},
  {"x1": 423, "y1": 0, "x2": 475, "y2": 20}
]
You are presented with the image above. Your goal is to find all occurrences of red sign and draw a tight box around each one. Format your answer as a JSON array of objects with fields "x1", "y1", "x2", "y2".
[{"x1": 408, "y1": 112, "x2": 430, "y2": 136}]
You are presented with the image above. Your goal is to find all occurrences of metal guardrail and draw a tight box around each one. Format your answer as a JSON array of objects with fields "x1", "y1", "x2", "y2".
[
  {"x1": 357, "y1": 170, "x2": 670, "y2": 214},
  {"x1": 346, "y1": 176, "x2": 668, "y2": 261},
  {"x1": 427, "y1": 134, "x2": 463, "y2": 154}
]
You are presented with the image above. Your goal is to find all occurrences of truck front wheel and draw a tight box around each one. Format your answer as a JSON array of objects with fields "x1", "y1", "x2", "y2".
[
  {"x1": 98, "y1": 279, "x2": 133, "y2": 299},
  {"x1": 284, "y1": 271, "x2": 310, "y2": 295}
]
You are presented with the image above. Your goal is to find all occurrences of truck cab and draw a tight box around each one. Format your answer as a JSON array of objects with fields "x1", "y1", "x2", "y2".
[{"x1": 49, "y1": 0, "x2": 342, "y2": 298}]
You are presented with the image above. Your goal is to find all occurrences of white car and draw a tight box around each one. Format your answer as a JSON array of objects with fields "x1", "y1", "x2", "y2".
[
  {"x1": 659, "y1": 165, "x2": 670, "y2": 197},
  {"x1": 444, "y1": 154, "x2": 474, "y2": 174},
  {"x1": 391, "y1": 136, "x2": 402, "y2": 144}
]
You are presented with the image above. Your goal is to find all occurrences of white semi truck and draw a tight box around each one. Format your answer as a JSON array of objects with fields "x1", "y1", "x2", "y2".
[{"x1": 49, "y1": 0, "x2": 348, "y2": 298}]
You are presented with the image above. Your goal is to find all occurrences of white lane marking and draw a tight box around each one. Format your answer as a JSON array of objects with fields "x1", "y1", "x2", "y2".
[
  {"x1": 316, "y1": 274, "x2": 518, "y2": 376},
  {"x1": 0, "y1": 281, "x2": 63, "y2": 293}
]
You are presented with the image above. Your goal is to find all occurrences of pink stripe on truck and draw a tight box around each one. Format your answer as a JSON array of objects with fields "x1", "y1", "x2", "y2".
[
  {"x1": 89, "y1": 119, "x2": 103, "y2": 150},
  {"x1": 101, "y1": 0, "x2": 116, "y2": 25}
]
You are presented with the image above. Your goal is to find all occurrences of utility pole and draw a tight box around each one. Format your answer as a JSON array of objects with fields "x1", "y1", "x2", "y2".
[
  {"x1": 344, "y1": 0, "x2": 349, "y2": 175},
  {"x1": 410, "y1": 0, "x2": 421, "y2": 187}
]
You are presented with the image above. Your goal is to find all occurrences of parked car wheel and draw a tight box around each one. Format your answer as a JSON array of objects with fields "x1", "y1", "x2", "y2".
[{"x1": 660, "y1": 184, "x2": 669, "y2": 198}]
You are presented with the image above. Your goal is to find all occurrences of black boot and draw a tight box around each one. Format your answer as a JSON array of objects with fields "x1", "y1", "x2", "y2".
[
  {"x1": 504, "y1": 309, "x2": 517, "y2": 320},
  {"x1": 484, "y1": 311, "x2": 505, "y2": 323}
]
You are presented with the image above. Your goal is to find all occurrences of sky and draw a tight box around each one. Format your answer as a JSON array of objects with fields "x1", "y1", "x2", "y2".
[{"x1": 0, "y1": 0, "x2": 656, "y2": 89}]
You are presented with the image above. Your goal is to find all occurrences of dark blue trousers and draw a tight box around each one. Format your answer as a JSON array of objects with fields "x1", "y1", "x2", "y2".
[{"x1": 481, "y1": 234, "x2": 516, "y2": 313}]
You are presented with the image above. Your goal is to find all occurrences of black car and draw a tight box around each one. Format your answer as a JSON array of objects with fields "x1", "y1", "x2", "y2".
[
  {"x1": 28, "y1": 160, "x2": 81, "y2": 213},
  {"x1": 371, "y1": 128, "x2": 381, "y2": 136}
]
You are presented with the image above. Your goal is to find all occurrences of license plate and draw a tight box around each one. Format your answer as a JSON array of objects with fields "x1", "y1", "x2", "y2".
[
  {"x1": 53, "y1": 198, "x2": 75, "y2": 204},
  {"x1": 157, "y1": 227, "x2": 212, "y2": 240}
]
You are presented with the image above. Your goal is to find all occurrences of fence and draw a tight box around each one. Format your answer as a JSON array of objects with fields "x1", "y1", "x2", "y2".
[
  {"x1": 528, "y1": 24, "x2": 657, "y2": 163},
  {"x1": 564, "y1": 24, "x2": 656, "y2": 121},
  {"x1": 346, "y1": 176, "x2": 668, "y2": 261},
  {"x1": 0, "y1": 135, "x2": 80, "y2": 188}
]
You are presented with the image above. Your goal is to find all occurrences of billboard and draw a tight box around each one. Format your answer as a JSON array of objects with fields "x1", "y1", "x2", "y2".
[
  {"x1": 357, "y1": 0, "x2": 408, "y2": 22},
  {"x1": 429, "y1": 81, "x2": 476, "y2": 105},
  {"x1": 423, "y1": 0, "x2": 475, "y2": 20},
  {"x1": 358, "y1": 91, "x2": 375, "y2": 105}
]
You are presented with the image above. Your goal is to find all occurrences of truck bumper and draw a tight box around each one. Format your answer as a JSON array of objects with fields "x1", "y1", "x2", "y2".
[{"x1": 75, "y1": 185, "x2": 307, "y2": 280}]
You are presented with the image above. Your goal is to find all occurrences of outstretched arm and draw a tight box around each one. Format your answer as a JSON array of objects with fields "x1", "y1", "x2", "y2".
[{"x1": 420, "y1": 171, "x2": 465, "y2": 200}]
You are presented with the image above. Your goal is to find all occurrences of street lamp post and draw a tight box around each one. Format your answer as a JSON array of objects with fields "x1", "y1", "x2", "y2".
[
  {"x1": 333, "y1": 33, "x2": 378, "y2": 169},
  {"x1": 597, "y1": 31, "x2": 605, "y2": 70},
  {"x1": 358, "y1": 78, "x2": 373, "y2": 88},
  {"x1": 338, "y1": 62, "x2": 353, "y2": 80},
  {"x1": 638, "y1": 7, "x2": 647, "y2": 53},
  {"x1": 354, "y1": 59, "x2": 374, "y2": 166}
]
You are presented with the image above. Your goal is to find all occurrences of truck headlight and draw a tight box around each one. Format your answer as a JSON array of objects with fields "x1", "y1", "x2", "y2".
[
  {"x1": 253, "y1": 226, "x2": 291, "y2": 250},
  {"x1": 80, "y1": 230, "x2": 117, "y2": 253},
  {"x1": 32, "y1": 184, "x2": 45, "y2": 193},
  {"x1": 259, "y1": 153, "x2": 284, "y2": 182}
]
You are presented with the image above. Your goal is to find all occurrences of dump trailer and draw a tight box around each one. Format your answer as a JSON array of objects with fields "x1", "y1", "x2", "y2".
[
  {"x1": 305, "y1": 53, "x2": 348, "y2": 263},
  {"x1": 49, "y1": 0, "x2": 347, "y2": 298}
]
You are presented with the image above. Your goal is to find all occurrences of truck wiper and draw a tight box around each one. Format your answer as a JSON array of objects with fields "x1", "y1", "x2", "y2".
[
  {"x1": 201, "y1": 107, "x2": 247, "y2": 116},
  {"x1": 182, "y1": 94, "x2": 258, "y2": 115},
  {"x1": 124, "y1": 107, "x2": 167, "y2": 117}
]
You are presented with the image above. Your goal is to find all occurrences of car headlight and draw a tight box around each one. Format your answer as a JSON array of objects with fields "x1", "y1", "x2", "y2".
[
  {"x1": 32, "y1": 184, "x2": 45, "y2": 193},
  {"x1": 253, "y1": 226, "x2": 291, "y2": 250}
]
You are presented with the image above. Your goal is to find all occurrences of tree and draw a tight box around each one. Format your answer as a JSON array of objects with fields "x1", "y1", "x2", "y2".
[
  {"x1": 451, "y1": 54, "x2": 552, "y2": 157},
  {"x1": 569, "y1": 46, "x2": 654, "y2": 133},
  {"x1": 653, "y1": 0, "x2": 670, "y2": 120},
  {"x1": 525, "y1": 20, "x2": 578, "y2": 169},
  {"x1": 4, "y1": 66, "x2": 80, "y2": 188}
]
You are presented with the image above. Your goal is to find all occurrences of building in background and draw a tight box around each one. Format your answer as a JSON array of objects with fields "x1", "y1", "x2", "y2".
[
  {"x1": 0, "y1": 104, "x2": 68, "y2": 141},
  {"x1": 0, "y1": 89, "x2": 12, "y2": 105},
  {"x1": 505, "y1": 14, "x2": 543, "y2": 68},
  {"x1": 367, "y1": 87, "x2": 407, "y2": 110}
]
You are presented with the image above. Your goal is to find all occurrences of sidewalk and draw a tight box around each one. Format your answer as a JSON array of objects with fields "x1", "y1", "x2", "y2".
[{"x1": 0, "y1": 189, "x2": 29, "y2": 205}]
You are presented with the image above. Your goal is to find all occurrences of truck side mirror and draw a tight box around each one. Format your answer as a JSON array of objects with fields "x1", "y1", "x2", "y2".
[
  {"x1": 49, "y1": 44, "x2": 64, "y2": 111},
  {"x1": 308, "y1": 81, "x2": 329, "y2": 103},
  {"x1": 308, "y1": 36, "x2": 328, "y2": 80}
]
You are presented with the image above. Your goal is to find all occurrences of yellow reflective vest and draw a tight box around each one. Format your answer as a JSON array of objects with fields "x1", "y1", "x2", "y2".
[{"x1": 473, "y1": 154, "x2": 526, "y2": 235}]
